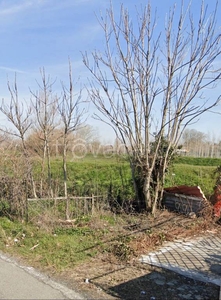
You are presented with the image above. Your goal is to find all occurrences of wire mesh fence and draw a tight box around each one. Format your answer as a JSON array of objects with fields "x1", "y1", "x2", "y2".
[{"x1": 27, "y1": 194, "x2": 109, "y2": 224}]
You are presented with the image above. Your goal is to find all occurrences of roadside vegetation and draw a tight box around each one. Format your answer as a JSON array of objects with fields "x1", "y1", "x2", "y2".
[
  {"x1": 0, "y1": 154, "x2": 219, "y2": 221},
  {"x1": 0, "y1": 154, "x2": 220, "y2": 299},
  {"x1": 0, "y1": 155, "x2": 220, "y2": 271}
]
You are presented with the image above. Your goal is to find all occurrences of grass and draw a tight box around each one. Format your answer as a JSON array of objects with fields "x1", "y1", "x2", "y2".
[
  {"x1": 0, "y1": 206, "x2": 141, "y2": 266},
  {"x1": 174, "y1": 156, "x2": 221, "y2": 166},
  {"x1": 0, "y1": 208, "x2": 218, "y2": 274},
  {"x1": 0, "y1": 211, "x2": 139, "y2": 271},
  {"x1": 0, "y1": 215, "x2": 99, "y2": 271},
  {"x1": 32, "y1": 155, "x2": 220, "y2": 200},
  {"x1": 32, "y1": 155, "x2": 133, "y2": 199},
  {"x1": 165, "y1": 164, "x2": 216, "y2": 196}
]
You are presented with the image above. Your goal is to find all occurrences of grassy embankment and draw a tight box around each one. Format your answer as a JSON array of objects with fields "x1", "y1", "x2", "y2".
[{"x1": 0, "y1": 155, "x2": 220, "y2": 271}]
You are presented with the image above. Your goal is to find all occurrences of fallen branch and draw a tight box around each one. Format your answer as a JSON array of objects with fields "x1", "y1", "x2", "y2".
[{"x1": 30, "y1": 243, "x2": 39, "y2": 250}]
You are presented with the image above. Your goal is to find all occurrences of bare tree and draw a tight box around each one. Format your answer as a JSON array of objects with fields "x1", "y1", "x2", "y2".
[
  {"x1": 31, "y1": 69, "x2": 58, "y2": 198},
  {"x1": 0, "y1": 77, "x2": 37, "y2": 201},
  {"x1": 83, "y1": 1, "x2": 221, "y2": 214},
  {"x1": 58, "y1": 60, "x2": 85, "y2": 219}
]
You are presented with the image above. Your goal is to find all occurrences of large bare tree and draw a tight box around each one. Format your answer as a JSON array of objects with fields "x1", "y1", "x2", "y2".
[
  {"x1": 58, "y1": 60, "x2": 85, "y2": 219},
  {"x1": 83, "y1": 1, "x2": 221, "y2": 214}
]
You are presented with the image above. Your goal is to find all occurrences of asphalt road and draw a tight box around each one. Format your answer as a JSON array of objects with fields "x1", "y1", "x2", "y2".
[{"x1": 0, "y1": 252, "x2": 85, "y2": 299}]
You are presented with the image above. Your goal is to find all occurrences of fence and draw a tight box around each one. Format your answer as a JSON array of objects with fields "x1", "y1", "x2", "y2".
[
  {"x1": 27, "y1": 194, "x2": 109, "y2": 223},
  {"x1": 0, "y1": 176, "x2": 131, "y2": 222}
]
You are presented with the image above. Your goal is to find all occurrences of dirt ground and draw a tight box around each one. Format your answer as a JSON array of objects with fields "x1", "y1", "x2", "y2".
[
  {"x1": 65, "y1": 260, "x2": 220, "y2": 300},
  {"x1": 50, "y1": 210, "x2": 221, "y2": 300}
]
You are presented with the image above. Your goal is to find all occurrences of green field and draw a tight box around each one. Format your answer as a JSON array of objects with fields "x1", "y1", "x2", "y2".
[
  {"x1": 0, "y1": 154, "x2": 220, "y2": 220},
  {"x1": 44, "y1": 155, "x2": 134, "y2": 198},
  {"x1": 47, "y1": 155, "x2": 221, "y2": 199}
]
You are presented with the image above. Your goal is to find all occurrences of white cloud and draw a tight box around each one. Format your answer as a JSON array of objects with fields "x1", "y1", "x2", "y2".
[
  {"x1": 0, "y1": 66, "x2": 26, "y2": 74},
  {"x1": 0, "y1": 0, "x2": 34, "y2": 16}
]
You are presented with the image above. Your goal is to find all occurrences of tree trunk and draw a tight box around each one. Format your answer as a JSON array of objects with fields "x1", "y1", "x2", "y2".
[
  {"x1": 63, "y1": 137, "x2": 70, "y2": 220},
  {"x1": 143, "y1": 175, "x2": 152, "y2": 211}
]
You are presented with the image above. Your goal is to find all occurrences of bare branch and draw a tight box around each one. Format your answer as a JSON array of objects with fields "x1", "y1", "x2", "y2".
[{"x1": 0, "y1": 75, "x2": 32, "y2": 141}]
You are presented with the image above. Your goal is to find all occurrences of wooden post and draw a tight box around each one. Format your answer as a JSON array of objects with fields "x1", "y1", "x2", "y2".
[
  {"x1": 25, "y1": 179, "x2": 29, "y2": 223},
  {"x1": 92, "y1": 194, "x2": 95, "y2": 215},
  {"x1": 97, "y1": 195, "x2": 100, "y2": 211},
  {"x1": 76, "y1": 198, "x2": 79, "y2": 217},
  {"x1": 66, "y1": 197, "x2": 70, "y2": 220},
  {"x1": 84, "y1": 197, "x2": 88, "y2": 215}
]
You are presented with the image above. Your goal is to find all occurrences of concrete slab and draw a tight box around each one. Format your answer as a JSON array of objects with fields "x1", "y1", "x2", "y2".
[{"x1": 140, "y1": 234, "x2": 221, "y2": 287}]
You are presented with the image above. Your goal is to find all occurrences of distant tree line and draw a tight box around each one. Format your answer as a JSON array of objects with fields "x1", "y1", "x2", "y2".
[{"x1": 180, "y1": 129, "x2": 221, "y2": 158}]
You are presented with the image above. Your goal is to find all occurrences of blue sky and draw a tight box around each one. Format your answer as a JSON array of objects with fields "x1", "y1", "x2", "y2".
[{"x1": 0, "y1": 0, "x2": 220, "y2": 142}]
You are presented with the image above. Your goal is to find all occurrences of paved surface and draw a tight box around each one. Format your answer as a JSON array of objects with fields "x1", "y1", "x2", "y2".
[
  {"x1": 0, "y1": 252, "x2": 85, "y2": 299},
  {"x1": 140, "y1": 233, "x2": 221, "y2": 288}
]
